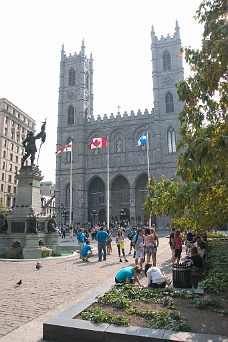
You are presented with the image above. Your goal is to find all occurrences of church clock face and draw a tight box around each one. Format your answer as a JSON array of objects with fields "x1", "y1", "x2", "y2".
[
  {"x1": 162, "y1": 76, "x2": 174, "y2": 87},
  {"x1": 67, "y1": 91, "x2": 75, "y2": 100}
]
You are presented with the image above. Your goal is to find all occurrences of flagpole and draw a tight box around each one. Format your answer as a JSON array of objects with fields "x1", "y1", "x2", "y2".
[
  {"x1": 69, "y1": 142, "x2": 73, "y2": 226},
  {"x1": 107, "y1": 134, "x2": 110, "y2": 230},
  {"x1": 146, "y1": 128, "x2": 151, "y2": 229}
]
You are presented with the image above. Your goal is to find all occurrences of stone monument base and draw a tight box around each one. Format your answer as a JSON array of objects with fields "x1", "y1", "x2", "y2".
[{"x1": 23, "y1": 246, "x2": 42, "y2": 259}]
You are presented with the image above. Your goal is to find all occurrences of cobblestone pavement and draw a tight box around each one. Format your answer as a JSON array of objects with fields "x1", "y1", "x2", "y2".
[{"x1": 0, "y1": 229, "x2": 173, "y2": 341}]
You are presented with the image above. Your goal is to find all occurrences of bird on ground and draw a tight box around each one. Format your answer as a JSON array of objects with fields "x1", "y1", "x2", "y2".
[
  {"x1": 16, "y1": 280, "x2": 22, "y2": 286},
  {"x1": 36, "y1": 261, "x2": 42, "y2": 270}
]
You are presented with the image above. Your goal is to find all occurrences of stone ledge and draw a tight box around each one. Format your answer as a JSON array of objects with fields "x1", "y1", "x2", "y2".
[{"x1": 43, "y1": 284, "x2": 227, "y2": 342}]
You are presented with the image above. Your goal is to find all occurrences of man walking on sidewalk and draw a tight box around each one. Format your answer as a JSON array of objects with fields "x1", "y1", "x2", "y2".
[{"x1": 96, "y1": 226, "x2": 109, "y2": 261}]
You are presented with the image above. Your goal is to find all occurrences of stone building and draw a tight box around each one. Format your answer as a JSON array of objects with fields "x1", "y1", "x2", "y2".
[
  {"x1": 56, "y1": 21, "x2": 184, "y2": 227},
  {"x1": 0, "y1": 98, "x2": 36, "y2": 211}
]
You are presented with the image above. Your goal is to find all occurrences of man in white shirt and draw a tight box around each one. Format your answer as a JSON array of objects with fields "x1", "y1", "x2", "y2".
[{"x1": 145, "y1": 263, "x2": 171, "y2": 288}]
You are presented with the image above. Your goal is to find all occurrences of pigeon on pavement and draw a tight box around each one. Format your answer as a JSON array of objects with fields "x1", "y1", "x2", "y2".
[
  {"x1": 36, "y1": 261, "x2": 43, "y2": 270},
  {"x1": 16, "y1": 280, "x2": 22, "y2": 286}
]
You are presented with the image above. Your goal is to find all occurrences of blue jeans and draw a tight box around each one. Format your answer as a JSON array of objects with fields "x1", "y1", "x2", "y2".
[{"x1": 98, "y1": 241, "x2": 106, "y2": 260}]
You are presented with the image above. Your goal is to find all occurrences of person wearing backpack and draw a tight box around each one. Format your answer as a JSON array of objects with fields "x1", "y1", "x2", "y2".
[
  {"x1": 132, "y1": 228, "x2": 144, "y2": 270},
  {"x1": 128, "y1": 227, "x2": 137, "y2": 255}
]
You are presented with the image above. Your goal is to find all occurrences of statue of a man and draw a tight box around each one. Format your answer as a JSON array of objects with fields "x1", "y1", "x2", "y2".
[{"x1": 21, "y1": 120, "x2": 46, "y2": 166}]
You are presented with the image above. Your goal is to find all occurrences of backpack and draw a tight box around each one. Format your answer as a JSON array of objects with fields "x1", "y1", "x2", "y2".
[{"x1": 128, "y1": 232, "x2": 133, "y2": 240}]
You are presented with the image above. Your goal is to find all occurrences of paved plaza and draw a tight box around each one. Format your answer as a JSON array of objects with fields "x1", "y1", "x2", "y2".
[{"x1": 0, "y1": 229, "x2": 172, "y2": 342}]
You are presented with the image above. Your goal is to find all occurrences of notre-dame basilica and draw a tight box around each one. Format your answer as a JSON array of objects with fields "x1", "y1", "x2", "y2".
[{"x1": 55, "y1": 21, "x2": 184, "y2": 228}]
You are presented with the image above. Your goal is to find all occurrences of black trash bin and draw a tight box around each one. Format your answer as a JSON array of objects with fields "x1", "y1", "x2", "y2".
[{"x1": 172, "y1": 263, "x2": 192, "y2": 288}]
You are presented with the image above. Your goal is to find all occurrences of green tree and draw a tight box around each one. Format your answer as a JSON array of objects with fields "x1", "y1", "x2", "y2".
[{"x1": 144, "y1": 0, "x2": 228, "y2": 231}]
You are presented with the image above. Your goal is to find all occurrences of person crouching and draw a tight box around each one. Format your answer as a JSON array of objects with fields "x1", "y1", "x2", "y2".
[
  {"x1": 81, "y1": 239, "x2": 94, "y2": 262},
  {"x1": 115, "y1": 265, "x2": 142, "y2": 286},
  {"x1": 145, "y1": 263, "x2": 171, "y2": 288}
]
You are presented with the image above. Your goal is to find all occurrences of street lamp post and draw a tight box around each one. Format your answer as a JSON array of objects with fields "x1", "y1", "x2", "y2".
[
  {"x1": 119, "y1": 208, "x2": 125, "y2": 227},
  {"x1": 92, "y1": 209, "x2": 96, "y2": 224},
  {"x1": 58, "y1": 203, "x2": 66, "y2": 227}
]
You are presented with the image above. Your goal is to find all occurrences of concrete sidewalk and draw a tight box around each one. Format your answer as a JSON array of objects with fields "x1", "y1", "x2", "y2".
[{"x1": 0, "y1": 229, "x2": 173, "y2": 342}]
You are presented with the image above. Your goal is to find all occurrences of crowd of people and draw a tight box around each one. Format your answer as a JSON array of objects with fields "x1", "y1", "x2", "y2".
[{"x1": 59, "y1": 221, "x2": 208, "y2": 287}]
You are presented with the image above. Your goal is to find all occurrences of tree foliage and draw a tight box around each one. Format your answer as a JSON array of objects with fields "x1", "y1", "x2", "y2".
[{"x1": 144, "y1": 0, "x2": 228, "y2": 231}]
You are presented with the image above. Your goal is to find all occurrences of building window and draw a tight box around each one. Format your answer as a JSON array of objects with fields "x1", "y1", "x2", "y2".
[
  {"x1": 3, "y1": 151, "x2": 6, "y2": 158},
  {"x1": 8, "y1": 185, "x2": 11, "y2": 193},
  {"x1": 16, "y1": 134, "x2": 20, "y2": 143},
  {"x1": 14, "y1": 187, "x2": 17, "y2": 194},
  {"x1": 15, "y1": 166, "x2": 18, "y2": 174},
  {"x1": 7, "y1": 196, "x2": 11, "y2": 207},
  {"x1": 18, "y1": 113, "x2": 20, "y2": 119},
  {"x1": 10, "y1": 143, "x2": 14, "y2": 150},
  {"x1": 22, "y1": 127, "x2": 25, "y2": 133},
  {"x1": 8, "y1": 175, "x2": 12, "y2": 182},
  {"x1": 1, "y1": 173, "x2": 4, "y2": 181},
  {"x1": 15, "y1": 156, "x2": 19, "y2": 163},
  {"x1": 165, "y1": 92, "x2": 174, "y2": 113},
  {"x1": 11, "y1": 131, "x2": 14, "y2": 140},
  {"x1": 4, "y1": 140, "x2": 7, "y2": 147},
  {"x1": 67, "y1": 106, "x2": 74, "y2": 125},
  {"x1": 163, "y1": 51, "x2": 171, "y2": 70},
  {"x1": 12, "y1": 120, "x2": 15, "y2": 127},
  {"x1": 8, "y1": 164, "x2": 12, "y2": 171},
  {"x1": 2, "y1": 162, "x2": 5, "y2": 169},
  {"x1": 1, "y1": 184, "x2": 3, "y2": 192},
  {"x1": 10, "y1": 153, "x2": 13, "y2": 161},
  {"x1": 4, "y1": 128, "x2": 7, "y2": 136},
  {"x1": 16, "y1": 145, "x2": 19, "y2": 153},
  {"x1": 69, "y1": 68, "x2": 75, "y2": 86},
  {"x1": 167, "y1": 127, "x2": 176, "y2": 153},
  {"x1": 14, "y1": 176, "x2": 17, "y2": 184}
]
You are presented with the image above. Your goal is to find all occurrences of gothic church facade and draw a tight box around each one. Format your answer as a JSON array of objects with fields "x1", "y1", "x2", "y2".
[{"x1": 56, "y1": 21, "x2": 184, "y2": 227}]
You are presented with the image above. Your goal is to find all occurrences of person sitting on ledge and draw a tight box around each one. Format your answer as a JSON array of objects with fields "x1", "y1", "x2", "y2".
[
  {"x1": 81, "y1": 239, "x2": 94, "y2": 262},
  {"x1": 115, "y1": 265, "x2": 142, "y2": 286},
  {"x1": 144, "y1": 263, "x2": 171, "y2": 288},
  {"x1": 190, "y1": 246, "x2": 203, "y2": 272}
]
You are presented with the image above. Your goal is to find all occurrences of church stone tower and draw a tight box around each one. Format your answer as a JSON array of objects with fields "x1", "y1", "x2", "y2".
[
  {"x1": 56, "y1": 23, "x2": 184, "y2": 228},
  {"x1": 56, "y1": 40, "x2": 94, "y2": 223},
  {"x1": 151, "y1": 20, "x2": 184, "y2": 179}
]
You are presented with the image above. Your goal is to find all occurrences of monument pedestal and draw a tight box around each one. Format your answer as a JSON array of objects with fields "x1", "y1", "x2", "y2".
[
  {"x1": 0, "y1": 166, "x2": 60, "y2": 259},
  {"x1": 45, "y1": 233, "x2": 61, "y2": 256}
]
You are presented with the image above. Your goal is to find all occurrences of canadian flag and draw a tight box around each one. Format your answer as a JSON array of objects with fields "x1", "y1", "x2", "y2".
[
  {"x1": 55, "y1": 143, "x2": 72, "y2": 154},
  {"x1": 88, "y1": 136, "x2": 107, "y2": 150}
]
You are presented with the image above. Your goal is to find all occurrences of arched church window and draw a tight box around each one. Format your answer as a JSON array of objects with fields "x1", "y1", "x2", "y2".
[
  {"x1": 85, "y1": 72, "x2": 89, "y2": 90},
  {"x1": 167, "y1": 127, "x2": 176, "y2": 153},
  {"x1": 165, "y1": 92, "x2": 174, "y2": 113},
  {"x1": 68, "y1": 106, "x2": 74, "y2": 125},
  {"x1": 121, "y1": 180, "x2": 129, "y2": 203},
  {"x1": 69, "y1": 68, "x2": 75, "y2": 86},
  {"x1": 163, "y1": 51, "x2": 171, "y2": 71}
]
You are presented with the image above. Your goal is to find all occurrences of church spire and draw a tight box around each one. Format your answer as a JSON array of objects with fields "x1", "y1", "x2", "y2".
[
  {"x1": 151, "y1": 25, "x2": 156, "y2": 43},
  {"x1": 61, "y1": 43, "x2": 65, "y2": 61},
  {"x1": 81, "y1": 39, "x2": 85, "y2": 57},
  {"x1": 175, "y1": 20, "x2": 180, "y2": 39}
]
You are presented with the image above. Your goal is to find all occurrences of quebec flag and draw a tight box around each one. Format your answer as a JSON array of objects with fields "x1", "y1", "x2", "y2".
[{"x1": 136, "y1": 132, "x2": 147, "y2": 147}]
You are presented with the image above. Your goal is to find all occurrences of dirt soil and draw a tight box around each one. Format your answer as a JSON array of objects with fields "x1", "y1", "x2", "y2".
[{"x1": 81, "y1": 289, "x2": 228, "y2": 337}]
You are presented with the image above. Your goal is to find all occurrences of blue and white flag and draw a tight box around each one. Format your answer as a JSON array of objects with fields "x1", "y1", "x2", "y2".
[{"x1": 136, "y1": 132, "x2": 147, "y2": 147}]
